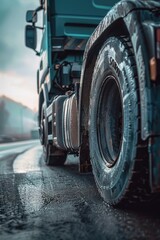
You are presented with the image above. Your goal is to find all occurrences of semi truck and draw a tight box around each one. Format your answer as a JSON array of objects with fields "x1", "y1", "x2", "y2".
[
  {"x1": 25, "y1": 0, "x2": 160, "y2": 205},
  {"x1": 0, "y1": 96, "x2": 37, "y2": 141}
]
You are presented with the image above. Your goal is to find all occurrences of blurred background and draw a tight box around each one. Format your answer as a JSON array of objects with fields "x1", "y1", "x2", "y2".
[{"x1": 0, "y1": 0, "x2": 40, "y2": 143}]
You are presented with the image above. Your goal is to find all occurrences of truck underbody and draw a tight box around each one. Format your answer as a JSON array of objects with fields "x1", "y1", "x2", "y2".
[{"x1": 25, "y1": 0, "x2": 160, "y2": 205}]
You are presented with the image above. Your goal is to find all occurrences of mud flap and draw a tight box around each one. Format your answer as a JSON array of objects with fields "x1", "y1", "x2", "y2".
[
  {"x1": 149, "y1": 136, "x2": 160, "y2": 192},
  {"x1": 79, "y1": 132, "x2": 92, "y2": 173}
]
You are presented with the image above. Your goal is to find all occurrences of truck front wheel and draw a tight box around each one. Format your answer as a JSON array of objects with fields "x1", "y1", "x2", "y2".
[{"x1": 89, "y1": 37, "x2": 150, "y2": 205}]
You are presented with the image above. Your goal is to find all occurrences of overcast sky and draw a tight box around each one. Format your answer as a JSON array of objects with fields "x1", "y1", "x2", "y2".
[{"x1": 0, "y1": 0, "x2": 39, "y2": 110}]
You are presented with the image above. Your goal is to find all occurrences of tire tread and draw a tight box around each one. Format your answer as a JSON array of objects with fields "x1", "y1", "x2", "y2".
[{"x1": 114, "y1": 37, "x2": 151, "y2": 206}]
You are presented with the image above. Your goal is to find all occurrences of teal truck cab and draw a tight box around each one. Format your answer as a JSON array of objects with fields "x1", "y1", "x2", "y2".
[{"x1": 25, "y1": 0, "x2": 160, "y2": 205}]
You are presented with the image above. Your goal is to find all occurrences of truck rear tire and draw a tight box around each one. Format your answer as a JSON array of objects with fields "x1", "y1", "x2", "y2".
[
  {"x1": 89, "y1": 37, "x2": 150, "y2": 205},
  {"x1": 44, "y1": 144, "x2": 67, "y2": 166}
]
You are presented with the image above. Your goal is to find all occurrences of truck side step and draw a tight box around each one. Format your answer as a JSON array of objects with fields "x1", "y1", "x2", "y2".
[{"x1": 48, "y1": 134, "x2": 53, "y2": 144}]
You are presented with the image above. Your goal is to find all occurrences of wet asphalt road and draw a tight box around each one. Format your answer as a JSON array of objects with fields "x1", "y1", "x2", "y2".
[{"x1": 0, "y1": 145, "x2": 160, "y2": 240}]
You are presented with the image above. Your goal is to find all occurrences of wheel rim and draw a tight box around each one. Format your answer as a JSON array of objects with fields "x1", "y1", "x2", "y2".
[{"x1": 97, "y1": 75, "x2": 123, "y2": 167}]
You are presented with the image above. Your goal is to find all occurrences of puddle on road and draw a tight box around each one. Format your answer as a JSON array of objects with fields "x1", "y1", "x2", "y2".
[
  {"x1": 18, "y1": 180, "x2": 47, "y2": 213},
  {"x1": 12, "y1": 146, "x2": 51, "y2": 214}
]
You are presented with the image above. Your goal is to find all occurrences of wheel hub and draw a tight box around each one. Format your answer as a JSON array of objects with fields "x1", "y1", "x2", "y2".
[{"x1": 97, "y1": 75, "x2": 123, "y2": 167}]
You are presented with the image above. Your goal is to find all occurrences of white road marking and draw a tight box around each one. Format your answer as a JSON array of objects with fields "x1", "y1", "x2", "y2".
[
  {"x1": 0, "y1": 140, "x2": 40, "y2": 158},
  {"x1": 13, "y1": 146, "x2": 42, "y2": 173}
]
